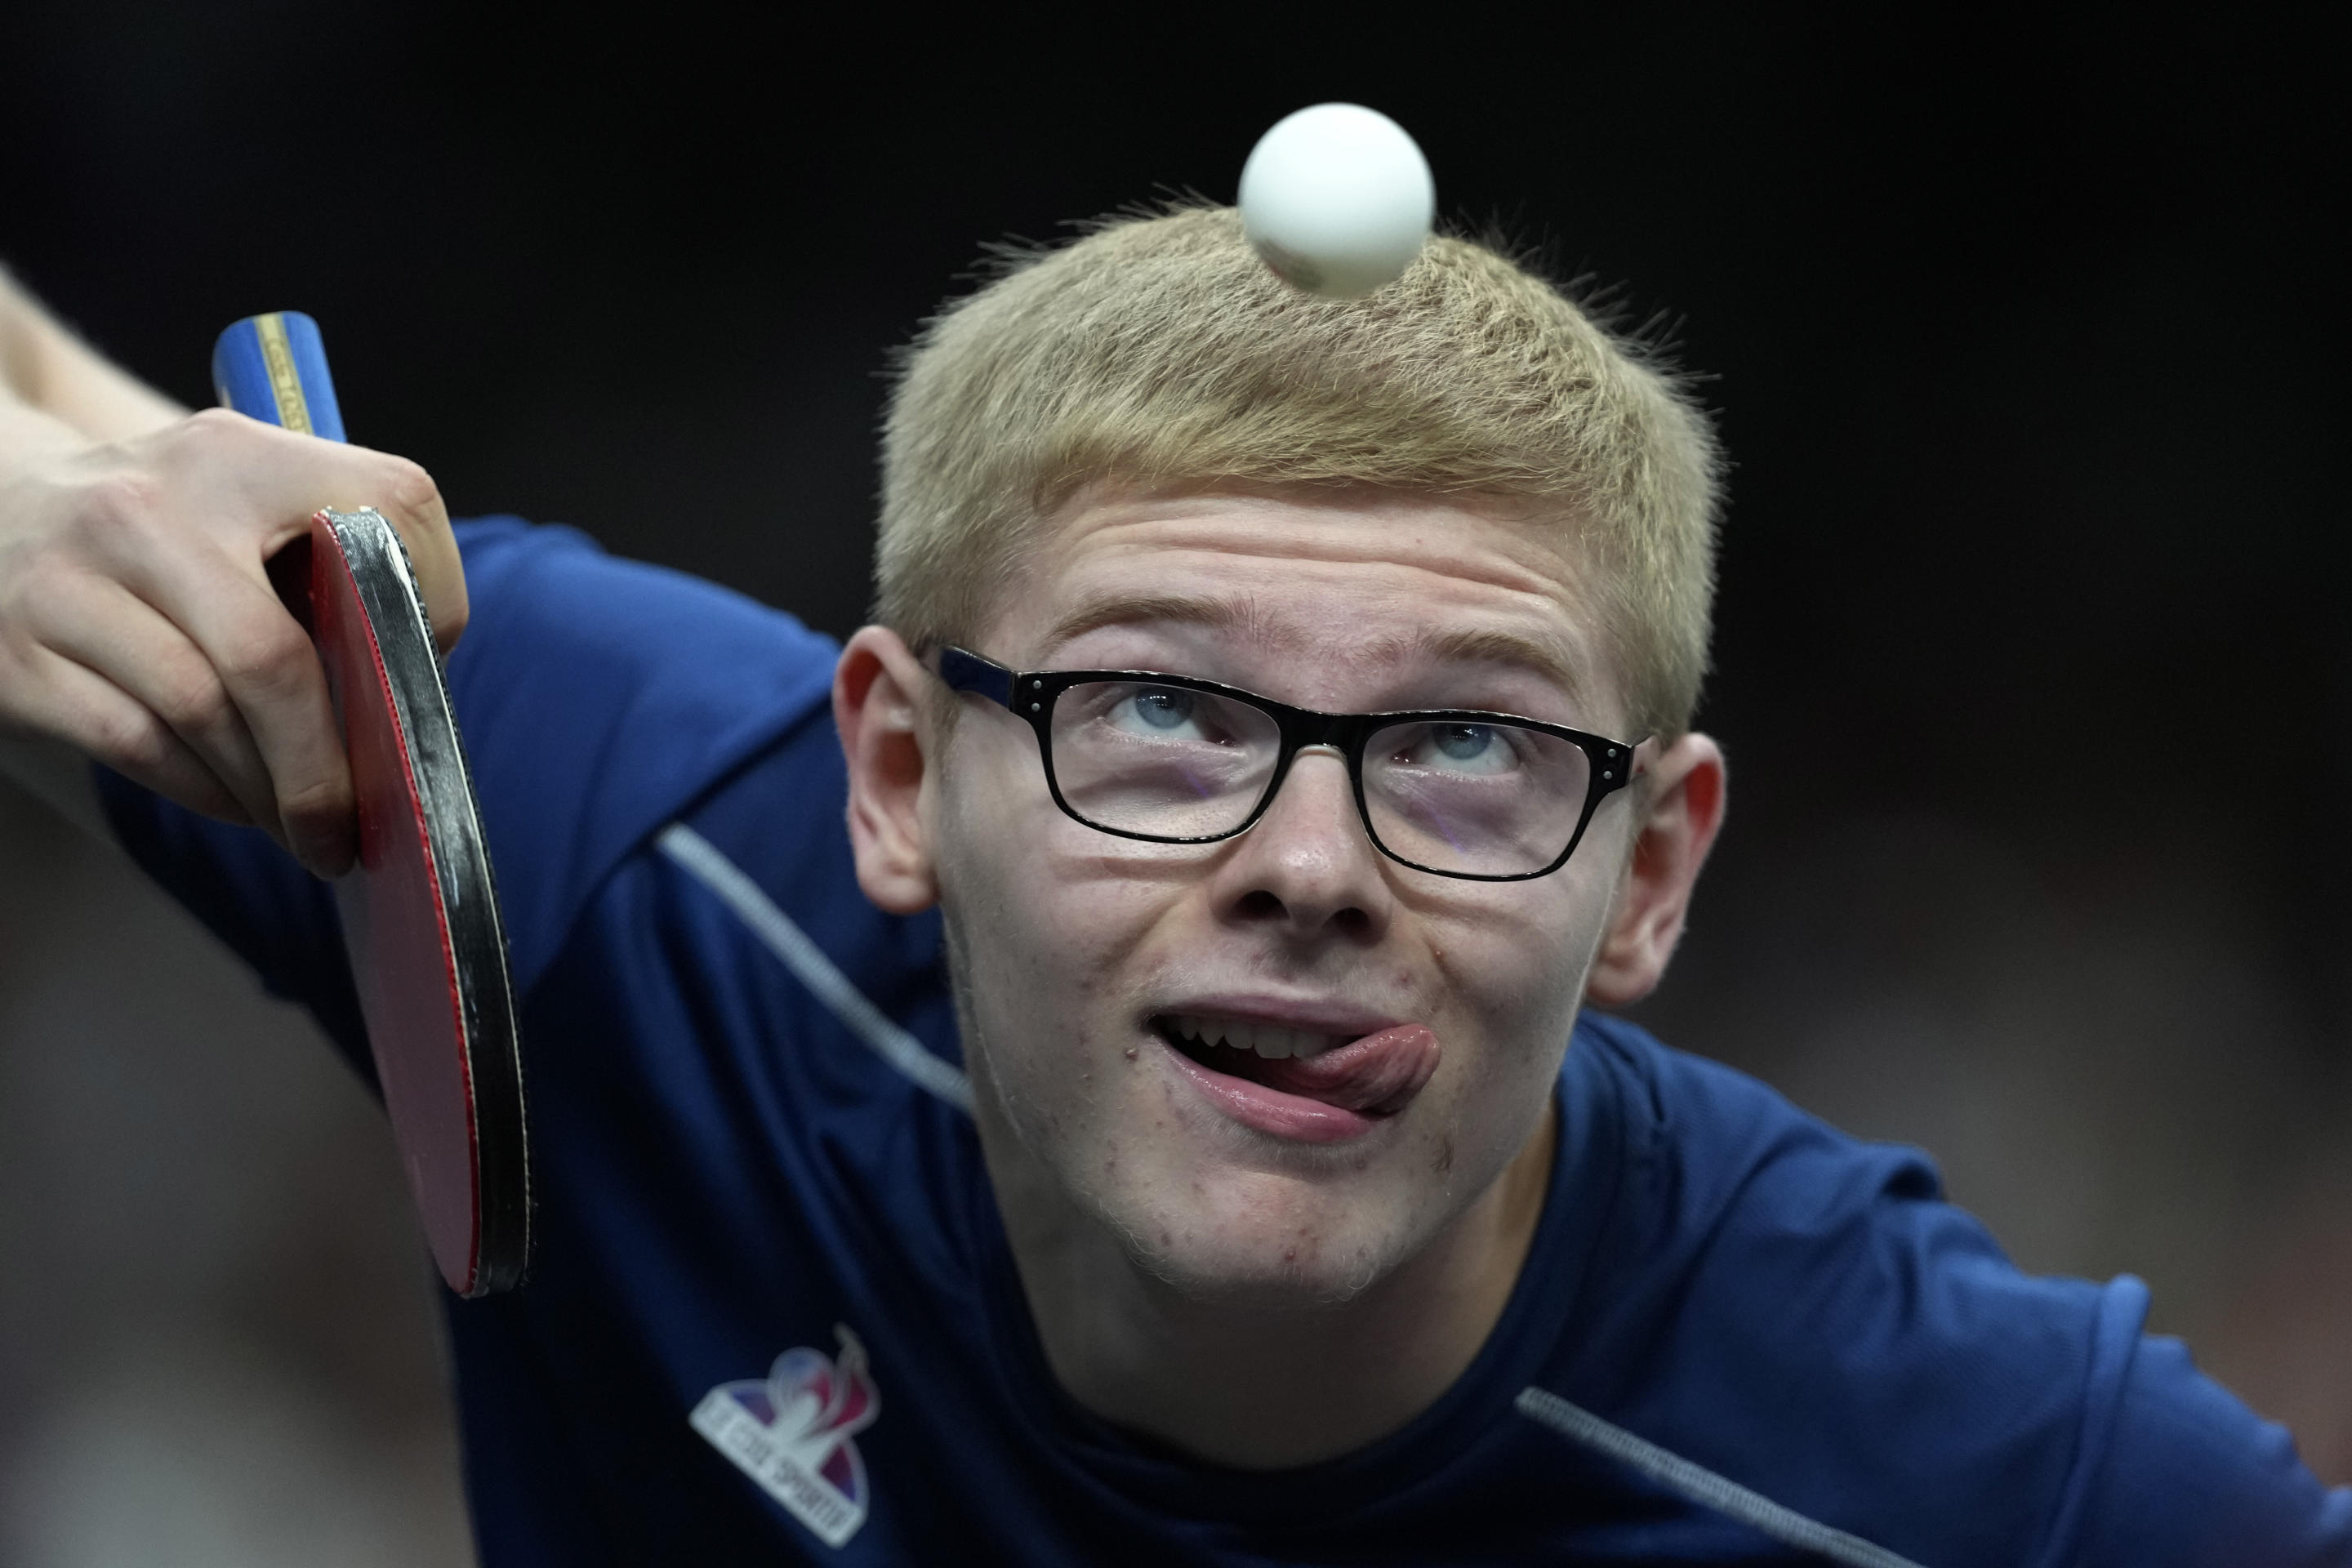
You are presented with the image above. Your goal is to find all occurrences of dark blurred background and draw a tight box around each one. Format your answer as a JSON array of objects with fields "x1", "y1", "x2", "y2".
[{"x1": 2, "y1": 6, "x2": 2345, "y2": 1559}]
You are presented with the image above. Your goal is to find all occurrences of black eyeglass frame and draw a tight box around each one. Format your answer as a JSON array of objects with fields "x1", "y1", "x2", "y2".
[{"x1": 936, "y1": 645, "x2": 1642, "y2": 883}]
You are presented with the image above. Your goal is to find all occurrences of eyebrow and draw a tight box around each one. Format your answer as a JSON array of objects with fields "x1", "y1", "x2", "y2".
[{"x1": 1036, "y1": 593, "x2": 1596, "y2": 710}]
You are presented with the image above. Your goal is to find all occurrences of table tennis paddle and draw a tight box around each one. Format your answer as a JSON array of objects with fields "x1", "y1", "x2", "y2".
[{"x1": 213, "y1": 311, "x2": 529, "y2": 1297}]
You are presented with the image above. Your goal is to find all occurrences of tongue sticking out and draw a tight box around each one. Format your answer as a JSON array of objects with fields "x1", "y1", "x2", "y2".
[{"x1": 1248, "y1": 1024, "x2": 1440, "y2": 1116}]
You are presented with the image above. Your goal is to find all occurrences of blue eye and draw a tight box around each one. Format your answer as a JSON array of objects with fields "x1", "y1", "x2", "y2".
[
  {"x1": 1388, "y1": 720, "x2": 1521, "y2": 777},
  {"x1": 1129, "y1": 688, "x2": 1194, "y2": 730},
  {"x1": 1433, "y1": 724, "x2": 1495, "y2": 761}
]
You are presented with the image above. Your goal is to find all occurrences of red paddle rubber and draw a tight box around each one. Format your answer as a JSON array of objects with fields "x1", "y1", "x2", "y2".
[{"x1": 303, "y1": 507, "x2": 529, "y2": 1295}]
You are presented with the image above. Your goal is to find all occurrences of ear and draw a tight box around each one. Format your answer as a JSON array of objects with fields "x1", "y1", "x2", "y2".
[
  {"x1": 833, "y1": 626, "x2": 941, "y2": 915},
  {"x1": 1584, "y1": 733, "x2": 1726, "y2": 1008}
]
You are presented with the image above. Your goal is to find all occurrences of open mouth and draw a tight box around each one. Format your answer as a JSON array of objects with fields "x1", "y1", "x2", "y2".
[
  {"x1": 1151, "y1": 1013, "x2": 1439, "y2": 1120},
  {"x1": 1159, "y1": 1013, "x2": 1354, "y2": 1071}
]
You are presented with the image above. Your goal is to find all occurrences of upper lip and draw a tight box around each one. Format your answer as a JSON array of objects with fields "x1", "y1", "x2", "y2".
[{"x1": 1147, "y1": 995, "x2": 1410, "y2": 1040}]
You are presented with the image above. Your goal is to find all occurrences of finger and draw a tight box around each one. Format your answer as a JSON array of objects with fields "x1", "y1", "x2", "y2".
[
  {"x1": 181, "y1": 416, "x2": 468, "y2": 652},
  {"x1": 361, "y1": 452, "x2": 467, "y2": 654},
  {"x1": 94, "y1": 523, "x2": 355, "y2": 874},
  {"x1": 18, "y1": 642, "x2": 257, "y2": 827},
  {"x1": 38, "y1": 571, "x2": 283, "y2": 834}
]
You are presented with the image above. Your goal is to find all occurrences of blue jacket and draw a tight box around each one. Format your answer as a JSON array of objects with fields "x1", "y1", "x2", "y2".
[{"x1": 102, "y1": 518, "x2": 2352, "y2": 1566}]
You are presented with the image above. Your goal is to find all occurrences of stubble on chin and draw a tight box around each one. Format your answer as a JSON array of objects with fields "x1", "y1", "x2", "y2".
[{"x1": 949, "y1": 963, "x2": 1446, "y2": 1313}]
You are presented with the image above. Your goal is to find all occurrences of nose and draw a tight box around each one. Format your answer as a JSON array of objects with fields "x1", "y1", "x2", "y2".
[{"x1": 1207, "y1": 745, "x2": 1392, "y2": 942}]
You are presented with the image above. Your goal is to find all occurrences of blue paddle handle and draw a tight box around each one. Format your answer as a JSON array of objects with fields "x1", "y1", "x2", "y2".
[{"x1": 212, "y1": 312, "x2": 346, "y2": 442}]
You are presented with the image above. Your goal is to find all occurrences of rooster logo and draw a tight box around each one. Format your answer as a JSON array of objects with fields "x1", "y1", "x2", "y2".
[{"x1": 692, "y1": 1325, "x2": 880, "y2": 1547}]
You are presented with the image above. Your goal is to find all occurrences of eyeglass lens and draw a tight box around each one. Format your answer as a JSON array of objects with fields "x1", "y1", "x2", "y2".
[{"x1": 1046, "y1": 680, "x2": 1593, "y2": 876}]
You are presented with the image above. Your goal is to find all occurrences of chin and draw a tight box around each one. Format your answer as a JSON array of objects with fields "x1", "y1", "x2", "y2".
[{"x1": 1098, "y1": 1165, "x2": 1426, "y2": 1311}]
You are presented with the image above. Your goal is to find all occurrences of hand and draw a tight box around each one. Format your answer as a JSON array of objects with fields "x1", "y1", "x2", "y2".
[{"x1": 0, "y1": 408, "x2": 466, "y2": 875}]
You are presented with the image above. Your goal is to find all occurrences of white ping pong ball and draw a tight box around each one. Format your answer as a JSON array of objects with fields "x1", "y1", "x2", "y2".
[{"x1": 1239, "y1": 104, "x2": 1436, "y2": 300}]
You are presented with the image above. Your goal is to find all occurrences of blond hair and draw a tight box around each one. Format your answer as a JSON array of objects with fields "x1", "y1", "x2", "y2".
[{"x1": 876, "y1": 205, "x2": 1722, "y2": 738}]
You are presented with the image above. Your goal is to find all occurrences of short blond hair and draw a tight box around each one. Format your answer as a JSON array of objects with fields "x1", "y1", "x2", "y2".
[{"x1": 876, "y1": 205, "x2": 1722, "y2": 738}]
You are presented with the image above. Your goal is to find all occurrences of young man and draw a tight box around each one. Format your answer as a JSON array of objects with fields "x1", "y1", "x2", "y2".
[{"x1": 1, "y1": 210, "x2": 2345, "y2": 1565}]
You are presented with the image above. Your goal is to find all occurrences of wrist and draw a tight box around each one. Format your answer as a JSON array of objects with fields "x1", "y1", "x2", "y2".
[
  {"x1": 0, "y1": 397, "x2": 96, "y2": 481},
  {"x1": 0, "y1": 266, "x2": 184, "y2": 443}
]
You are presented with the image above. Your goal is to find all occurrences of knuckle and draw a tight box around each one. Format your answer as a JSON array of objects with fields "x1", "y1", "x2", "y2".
[
  {"x1": 88, "y1": 703, "x2": 172, "y2": 774},
  {"x1": 82, "y1": 468, "x2": 164, "y2": 530},
  {"x1": 217, "y1": 617, "x2": 313, "y2": 693},
  {"x1": 274, "y1": 769, "x2": 350, "y2": 826},
  {"x1": 161, "y1": 407, "x2": 261, "y2": 470},
  {"x1": 178, "y1": 405, "x2": 255, "y2": 444},
  {"x1": 155, "y1": 664, "x2": 232, "y2": 735},
  {"x1": 5, "y1": 546, "x2": 76, "y2": 616},
  {"x1": 374, "y1": 455, "x2": 448, "y2": 533},
  {"x1": 159, "y1": 408, "x2": 287, "y2": 493},
  {"x1": 74, "y1": 472, "x2": 169, "y2": 559},
  {"x1": 379, "y1": 454, "x2": 439, "y2": 509}
]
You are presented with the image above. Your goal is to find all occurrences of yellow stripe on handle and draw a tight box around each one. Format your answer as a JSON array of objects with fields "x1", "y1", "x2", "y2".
[{"x1": 254, "y1": 312, "x2": 314, "y2": 435}]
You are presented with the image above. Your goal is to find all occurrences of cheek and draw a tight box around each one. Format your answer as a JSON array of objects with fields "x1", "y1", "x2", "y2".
[
  {"x1": 933, "y1": 764, "x2": 1166, "y2": 1050},
  {"x1": 1429, "y1": 880, "x2": 1608, "y2": 1048}
]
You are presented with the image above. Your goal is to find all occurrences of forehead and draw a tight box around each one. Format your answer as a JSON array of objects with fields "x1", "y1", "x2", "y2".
[{"x1": 988, "y1": 486, "x2": 1622, "y2": 724}]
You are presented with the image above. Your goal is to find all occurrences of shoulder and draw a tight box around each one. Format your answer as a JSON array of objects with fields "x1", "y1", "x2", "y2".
[
  {"x1": 448, "y1": 514, "x2": 840, "y2": 725},
  {"x1": 1573, "y1": 1014, "x2": 1951, "y2": 1275},
  {"x1": 1556, "y1": 1017, "x2": 2350, "y2": 1566},
  {"x1": 1570, "y1": 1018, "x2": 2078, "y2": 1439},
  {"x1": 443, "y1": 517, "x2": 845, "y2": 991}
]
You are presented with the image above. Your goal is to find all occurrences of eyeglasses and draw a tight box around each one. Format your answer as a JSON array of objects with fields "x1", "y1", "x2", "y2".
[{"x1": 935, "y1": 646, "x2": 1641, "y2": 882}]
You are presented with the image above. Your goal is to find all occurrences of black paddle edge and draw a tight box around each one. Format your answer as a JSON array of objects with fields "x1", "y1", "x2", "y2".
[{"x1": 327, "y1": 508, "x2": 532, "y2": 1295}]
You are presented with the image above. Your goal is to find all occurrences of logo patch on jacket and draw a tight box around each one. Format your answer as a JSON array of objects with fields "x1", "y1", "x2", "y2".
[{"x1": 692, "y1": 1325, "x2": 880, "y2": 1547}]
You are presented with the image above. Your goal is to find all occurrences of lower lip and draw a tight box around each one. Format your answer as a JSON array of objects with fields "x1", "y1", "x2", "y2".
[{"x1": 1159, "y1": 1036, "x2": 1382, "y2": 1144}]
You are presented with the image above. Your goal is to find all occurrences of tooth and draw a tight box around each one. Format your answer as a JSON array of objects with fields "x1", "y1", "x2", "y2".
[
  {"x1": 1227, "y1": 1021, "x2": 1256, "y2": 1052},
  {"x1": 1254, "y1": 1030, "x2": 1292, "y2": 1059}
]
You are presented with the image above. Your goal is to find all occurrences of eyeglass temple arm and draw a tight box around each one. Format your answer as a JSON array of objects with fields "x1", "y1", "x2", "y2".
[{"x1": 937, "y1": 646, "x2": 1016, "y2": 709}]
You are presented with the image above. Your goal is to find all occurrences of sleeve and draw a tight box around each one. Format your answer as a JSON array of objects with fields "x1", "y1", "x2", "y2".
[
  {"x1": 1576, "y1": 1021, "x2": 2352, "y2": 1568},
  {"x1": 2055, "y1": 1322, "x2": 2352, "y2": 1567},
  {"x1": 97, "y1": 515, "x2": 843, "y2": 1079}
]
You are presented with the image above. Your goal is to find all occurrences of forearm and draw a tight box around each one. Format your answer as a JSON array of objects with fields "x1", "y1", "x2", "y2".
[
  {"x1": 0, "y1": 268, "x2": 236, "y2": 843},
  {"x1": 0, "y1": 268, "x2": 124, "y2": 831},
  {"x1": 0, "y1": 262, "x2": 185, "y2": 452}
]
